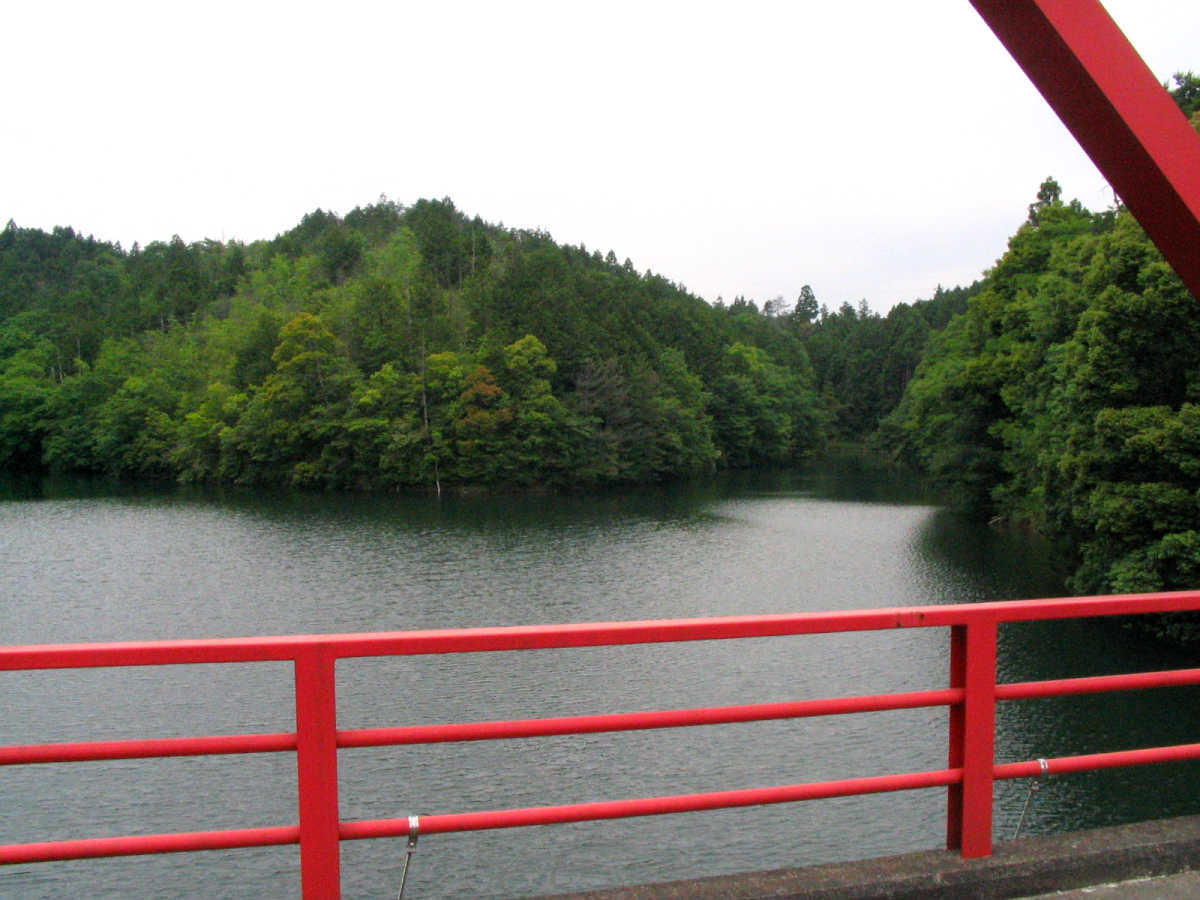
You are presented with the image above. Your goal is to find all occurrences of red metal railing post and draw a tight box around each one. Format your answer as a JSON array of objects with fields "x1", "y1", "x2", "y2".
[
  {"x1": 295, "y1": 648, "x2": 342, "y2": 899},
  {"x1": 946, "y1": 625, "x2": 966, "y2": 851},
  {"x1": 950, "y1": 621, "x2": 998, "y2": 858}
]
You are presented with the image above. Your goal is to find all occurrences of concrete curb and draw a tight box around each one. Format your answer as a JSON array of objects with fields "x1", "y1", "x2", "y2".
[{"x1": 536, "y1": 815, "x2": 1200, "y2": 899}]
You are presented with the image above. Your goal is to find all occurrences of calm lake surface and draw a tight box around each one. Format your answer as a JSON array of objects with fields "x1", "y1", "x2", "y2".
[{"x1": 3, "y1": 463, "x2": 1200, "y2": 899}]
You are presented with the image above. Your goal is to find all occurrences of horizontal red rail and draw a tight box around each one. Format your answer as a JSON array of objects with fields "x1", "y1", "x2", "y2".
[
  {"x1": 997, "y1": 668, "x2": 1200, "y2": 701},
  {"x1": 0, "y1": 825, "x2": 300, "y2": 865},
  {"x1": 10, "y1": 740, "x2": 1198, "y2": 866},
  {"x1": 5, "y1": 591, "x2": 1200, "y2": 899},
  {"x1": 339, "y1": 767, "x2": 964, "y2": 840},
  {"x1": 7, "y1": 667, "x2": 1195, "y2": 768},
  {"x1": 336, "y1": 743, "x2": 1200, "y2": 840},
  {"x1": 5, "y1": 590, "x2": 1199, "y2": 670},
  {"x1": 0, "y1": 691, "x2": 962, "y2": 768},
  {"x1": 996, "y1": 743, "x2": 1200, "y2": 779},
  {"x1": 336, "y1": 688, "x2": 964, "y2": 748},
  {"x1": 0, "y1": 731, "x2": 296, "y2": 766}
]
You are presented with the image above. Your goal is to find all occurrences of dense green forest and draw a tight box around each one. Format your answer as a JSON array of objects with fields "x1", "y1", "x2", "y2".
[
  {"x1": 0, "y1": 200, "x2": 838, "y2": 490},
  {"x1": 877, "y1": 74, "x2": 1200, "y2": 634},
  {"x1": 0, "y1": 196, "x2": 980, "y2": 492},
  {"x1": 3, "y1": 72, "x2": 1197, "y2": 628}
]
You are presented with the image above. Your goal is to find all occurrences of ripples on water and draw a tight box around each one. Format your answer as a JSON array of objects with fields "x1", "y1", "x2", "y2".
[{"x1": 2, "y1": 464, "x2": 1198, "y2": 899}]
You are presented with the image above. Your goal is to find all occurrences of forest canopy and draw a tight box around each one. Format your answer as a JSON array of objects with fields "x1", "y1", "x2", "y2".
[
  {"x1": 0, "y1": 200, "x2": 828, "y2": 490},
  {"x1": 4, "y1": 72, "x2": 1198, "y2": 632}
]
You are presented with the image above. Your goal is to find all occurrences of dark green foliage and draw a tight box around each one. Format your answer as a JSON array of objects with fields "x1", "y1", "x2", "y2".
[
  {"x1": 885, "y1": 176, "x2": 1200, "y2": 641},
  {"x1": 231, "y1": 309, "x2": 283, "y2": 389},
  {"x1": 0, "y1": 221, "x2": 128, "y2": 368},
  {"x1": 14, "y1": 160, "x2": 1200, "y2": 647},
  {"x1": 709, "y1": 342, "x2": 820, "y2": 466},
  {"x1": 1027, "y1": 176, "x2": 1062, "y2": 225},
  {"x1": 0, "y1": 199, "x2": 823, "y2": 490},
  {"x1": 803, "y1": 283, "x2": 980, "y2": 440},
  {"x1": 343, "y1": 196, "x2": 404, "y2": 245},
  {"x1": 314, "y1": 226, "x2": 365, "y2": 286},
  {"x1": 0, "y1": 337, "x2": 58, "y2": 470},
  {"x1": 271, "y1": 209, "x2": 339, "y2": 259},
  {"x1": 404, "y1": 198, "x2": 476, "y2": 288},
  {"x1": 1169, "y1": 71, "x2": 1200, "y2": 118}
]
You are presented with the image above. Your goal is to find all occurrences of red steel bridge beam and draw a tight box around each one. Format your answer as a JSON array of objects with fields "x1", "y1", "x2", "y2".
[{"x1": 971, "y1": 0, "x2": 1200, "y2": 301}]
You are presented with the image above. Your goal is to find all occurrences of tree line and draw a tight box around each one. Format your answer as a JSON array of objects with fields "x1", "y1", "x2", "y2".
[
  {"x1": 4, "y1": 72, "x2": 1197, "y2": 634},
  {"x1": 877, "y1": 74, "x2": 1200, "y2": 638},
  {"x1": 0, "y1": 200, "x2": 827, "y2": 491}
]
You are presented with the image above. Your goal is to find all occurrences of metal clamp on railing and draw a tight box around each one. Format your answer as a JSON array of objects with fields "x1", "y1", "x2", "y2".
[
  {"x1": 1013, "y1": 758, "x2": 1050, "y2": 839},
  {"x1": 395, "y1": 815, "x2": 420, "y2": 900}
]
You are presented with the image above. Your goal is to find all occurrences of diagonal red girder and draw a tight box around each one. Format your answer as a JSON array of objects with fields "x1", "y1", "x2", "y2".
[{"x1": 971, "y1": 0, "x2": 1200, "y2": 300}]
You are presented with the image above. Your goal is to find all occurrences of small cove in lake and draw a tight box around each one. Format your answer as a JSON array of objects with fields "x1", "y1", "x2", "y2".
[{"x1": 2, "y1": 462, "x2": 1199, "y2": 899}]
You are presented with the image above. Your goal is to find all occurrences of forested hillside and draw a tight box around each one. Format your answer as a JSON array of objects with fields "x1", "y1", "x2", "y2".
[
  {"x1": 801, "y1": 284, "x2": 980, "y2": 440},
  {"x1": 880, "y1": 74, "x2": 1200, "y2": 633},
  {"x1": 882, "y1": 186, "x2": 1199, "y2": 601},
  {"x1": 0, "y1": 200, "x2": 826, "y2": 490},
  {"x1": 5, "y1": 70, "x2": 1198, "y2": 624}
]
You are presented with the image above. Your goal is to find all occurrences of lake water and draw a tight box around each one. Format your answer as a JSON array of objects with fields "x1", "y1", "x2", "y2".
[{"x1": 3, "y1": 463, "x2": 1200, "y2": 899}]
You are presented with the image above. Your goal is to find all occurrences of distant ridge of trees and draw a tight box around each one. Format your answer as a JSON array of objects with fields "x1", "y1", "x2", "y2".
[
  {"x1": 0, "y1": 199, "x2": 828, "y2": 490},
  {"x1": 5, "y1": 69, "x2": 1198, "y2": 637},
  {"x1": 875, "y1": 73, "x2": 1200, "y2": 639}
]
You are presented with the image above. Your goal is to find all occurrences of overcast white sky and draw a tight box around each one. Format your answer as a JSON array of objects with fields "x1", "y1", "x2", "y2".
[{"x1": 3, "y1": 1, "x2": 1197, "y2": 312}]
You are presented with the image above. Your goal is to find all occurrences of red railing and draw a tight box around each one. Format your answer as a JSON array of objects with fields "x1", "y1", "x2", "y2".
[{"x1": 4, "y1": 592, "x2": 1200, "y2": 898}]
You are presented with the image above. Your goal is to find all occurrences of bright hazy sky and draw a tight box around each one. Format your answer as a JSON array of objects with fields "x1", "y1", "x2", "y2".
[{"x1": 4, "y1": 1, "x2": 1197, "y2": 313}]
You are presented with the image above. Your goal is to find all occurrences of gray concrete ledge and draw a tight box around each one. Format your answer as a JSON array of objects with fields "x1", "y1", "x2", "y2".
[{"x1": 537, "y1": 815, "x2": 1200, "y2": 900}]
